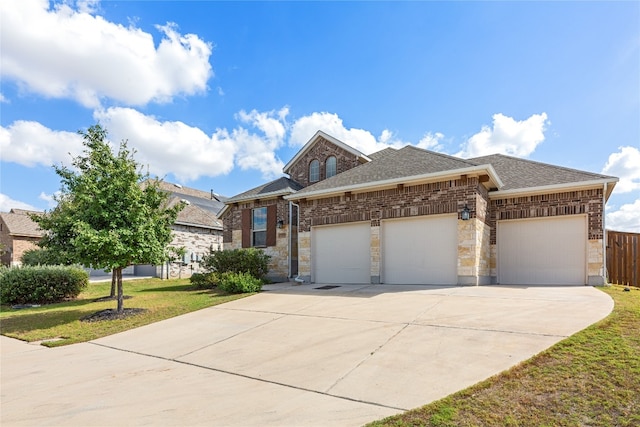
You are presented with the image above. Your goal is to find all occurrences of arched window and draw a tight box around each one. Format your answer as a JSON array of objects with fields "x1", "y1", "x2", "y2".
[
  {"x1": 309, "y1": 159, "x2": 320, "y2": 182},
  {"x1": 326, "y1": 156, "x2": 337, "y2": 178}
]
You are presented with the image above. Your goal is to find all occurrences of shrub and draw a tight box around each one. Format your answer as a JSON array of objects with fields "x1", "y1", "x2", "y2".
[
  {"x1": 21, "y1": 248, "x2": 69, "y2": 266},
  {"x1": 217, "y1": 271, "x2": 262, "y2": 294},
  {"x1": 0, "y1": 265, "x2": 89, "y2": 305},
  {"x1": 189, "y1": 272, "x2": 218, "y2": 289},
  {"x1": 200, "y1": 248, "x2": 270, "y2": 279}
]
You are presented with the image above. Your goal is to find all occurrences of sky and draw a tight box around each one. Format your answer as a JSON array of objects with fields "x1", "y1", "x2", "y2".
[{"x1": 1, "y1": 0, "x2": 639, "y2": 232}]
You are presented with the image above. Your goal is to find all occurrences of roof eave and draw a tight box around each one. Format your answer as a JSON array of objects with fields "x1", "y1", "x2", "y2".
[
  {"x1": 174, "y1": 221, "x2": 222, "y2": 231},
  {"x1": 285, "y1": 165, "x2": 502, "y2": 201},
  {"x1": 488, "y1": 178, "x2": 619, "y2": 200},
  {"x1": 224, "y1": 188, "x2": 298, "y2": 205}
]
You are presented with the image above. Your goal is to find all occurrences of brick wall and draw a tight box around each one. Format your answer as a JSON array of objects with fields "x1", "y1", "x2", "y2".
[
  {"x1": 222, "y1": 197, "x2": 291, "y2": 280},
  {"x1": 8, "y1": 236, "x2": 40, "y2": 266},
  {"x1": 287, "y1": 136, "x2": 363, "y2": 187},
  {"x1": 489, "y1": 188, "x2": 604, "y2": 244},
  {"x1": 299, "y1": 177, "x2": 487, "y2": 232}
]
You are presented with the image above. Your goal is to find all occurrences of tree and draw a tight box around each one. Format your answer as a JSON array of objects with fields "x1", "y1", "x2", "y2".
[{"x1": 32, "y1": 124, "x2": 183, "y2": 313}]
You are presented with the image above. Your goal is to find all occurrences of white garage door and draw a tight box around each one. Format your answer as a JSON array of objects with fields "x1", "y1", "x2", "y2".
[
  {"x1": 312, "y1": 222, "x2": 370, "y2": 284},
  {"x1": 498, "y1": 215, "x2": 587, "y2": 285},
  {"x1": 382, "y1": 215, "x2": 457, "y2": 285}
]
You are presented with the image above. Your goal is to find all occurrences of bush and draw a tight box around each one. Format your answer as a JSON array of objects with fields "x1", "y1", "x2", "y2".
[
  {"x1": 217, "y1": 271, "x2": 263, "y2": 294},
  {"x1": 0, "y1": 265, "x2": 89, "y2": 305},
  {"x1": 21, "y1": 248, "x2": 69, "y2": 266},
  {"x1": 200, "y1": 248, "x2": 270, "y2": 279},
  {"x1": 189, "y1": 272, "x2": 218, "y2": 289}
]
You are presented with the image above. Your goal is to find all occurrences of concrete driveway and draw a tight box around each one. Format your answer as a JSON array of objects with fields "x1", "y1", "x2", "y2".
[{"x1": 1, "y1": 283, "x2": 613, "y2": 426}]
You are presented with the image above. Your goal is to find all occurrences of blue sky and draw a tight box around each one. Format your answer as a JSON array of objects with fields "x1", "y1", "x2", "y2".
[{"x1": 1, "y1": 0, "x2": 639, "y2": 232}]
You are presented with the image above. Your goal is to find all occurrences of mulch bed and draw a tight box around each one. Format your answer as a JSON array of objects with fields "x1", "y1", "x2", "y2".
[
  {"x1": 93, "y1": 295, "x2": 132, "y2": 302},
  {"x1": 81, "y1": 308, "x2": 147, "y2": 322}
]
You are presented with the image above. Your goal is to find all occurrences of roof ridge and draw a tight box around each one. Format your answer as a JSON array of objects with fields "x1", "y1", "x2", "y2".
[{"x1": 397, "y1": 145, "x2": 479, "y2": 166}]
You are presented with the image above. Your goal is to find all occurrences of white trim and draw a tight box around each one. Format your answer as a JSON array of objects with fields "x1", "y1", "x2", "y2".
[
  {"x1": 489, "y1": 178, "x2": 618, "y2": 200},
  {"x1": 284, "y1": 164, "x2": 503, "y2": 200},
  {"x1": 224, "y1": 188, "x2": 298, "y2": 204},
  {"x1": 282, "y1": 130, "x2": 371, "y2": 174}
]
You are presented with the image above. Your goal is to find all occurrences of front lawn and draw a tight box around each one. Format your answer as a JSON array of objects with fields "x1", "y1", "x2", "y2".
[
  {"x1": 368, "y1": 285, "x2": 640, "y2": 427},
  {"x1": 0, "y1": 278, "x2": 250, "y2": 347}
]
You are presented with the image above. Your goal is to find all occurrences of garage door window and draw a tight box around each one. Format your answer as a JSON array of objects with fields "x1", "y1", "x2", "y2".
[{"x1": 252, "y1": 207, "x2": 267, "y2": 247}]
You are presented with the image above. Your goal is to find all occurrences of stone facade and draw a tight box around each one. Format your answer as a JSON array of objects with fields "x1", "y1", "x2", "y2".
[
  {"x1": 286, "y1": 136, "x2": 363, "y2": 187},
  {"x1": 223, "y1": 197, "x2": 291, "y2": 281},
  {"x1": 163, "y1": 224, "x2": 223, "y2": 279}
]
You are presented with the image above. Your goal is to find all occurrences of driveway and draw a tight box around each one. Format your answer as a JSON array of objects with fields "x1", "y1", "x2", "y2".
[{"x1": 1, "y1": 283, "x2": 613, "y2": 426}]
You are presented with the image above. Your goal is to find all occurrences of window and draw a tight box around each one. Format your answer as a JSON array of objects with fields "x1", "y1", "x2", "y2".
[
  {"x1": 252, "y1": 207, "x2": 267, "y2": 247},
  {"x1": 309, "y1": 159, "x2": 320, "y2": 182},
  {"x1": 326, "y1": 156, "x2": 337, "y2": 178}
]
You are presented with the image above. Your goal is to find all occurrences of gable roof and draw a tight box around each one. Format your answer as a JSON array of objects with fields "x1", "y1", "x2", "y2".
[
  {"x1": 287, "y1": 145, "x2": 502, "y2": 199},
  {"x1": 282, "y1": 130, "x2": 371, "y2": 174},
  {"x1": 146, "y1": 179, "x2": 227, "y2": 215},
  {"x1": 224, "y1": 177, "x2": 304, "y2": 204},
  {"x1": 470, "y1": 154, "x2": 618, "y2": 199},
  {"x1": 0, "y1": 210, "x2": 43, "y2": 238},
  {"x1": 167, "y1": 198, "x2": 223, "y2": 230}
]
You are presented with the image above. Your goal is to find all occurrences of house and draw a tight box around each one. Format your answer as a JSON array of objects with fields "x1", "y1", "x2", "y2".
[
  {"x1": 221, "y1": 131, "x2": 619, "y2": 286},
  {"x1": 0, "y1": 183, "x2": 225, "y2": 277},
  {"x1": 0, "y1": 209, "x2": 43, "y2": 267},
  {"x1": 139, "y1": 181, "x2": 226, "y2": 279}
]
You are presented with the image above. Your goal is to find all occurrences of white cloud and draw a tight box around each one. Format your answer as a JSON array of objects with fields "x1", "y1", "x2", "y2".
[
  {"x1": 459, "y1": 113, "x2": 549, "y2": 158},
  {"x1": 93, "y1": 108, "x2": 237, "y2": 181},
  {"x1": 0, "y1": 120, "x2": 83, "y2": 167},
  {"x1": 0, "y1": 0, "x2": 212, "y2": 108},
  {"x1": 0, "y1": 193, "x2": 40, "y2": 212},
  {"x1": 0, "y1": 93, "x2": 8, "y2": 103},
  {"x1": 38, "y1": 191, "x2": 60, "y2": 209},
  {"x1": 602, "y1": 146, "x2": 640, "y2": 194},
  {"x1": 289, "y1": 112, "x2": 420, "y2": 155},
  {"x1": 607, "y1": 198, "x2": 640, "y2": 233}
]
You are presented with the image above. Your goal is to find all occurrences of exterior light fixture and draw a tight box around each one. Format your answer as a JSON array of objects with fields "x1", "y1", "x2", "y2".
[
  {"x1": 461, "y1": 204, "x2": 471, "y2": 221},
  {"x1": 277, "y1": 219, "x2": 284, "y2": 229}
]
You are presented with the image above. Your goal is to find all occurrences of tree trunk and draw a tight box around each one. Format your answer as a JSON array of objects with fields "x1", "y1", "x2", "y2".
[
  {"x1": 116, "y1": 267, "x2": 124, "y2": 313},
  {"x1": 110, "y1": 270, "x2": 116, "y2": 298}
]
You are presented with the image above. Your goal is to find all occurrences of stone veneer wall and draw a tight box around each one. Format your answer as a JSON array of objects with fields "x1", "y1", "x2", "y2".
[
  {"x1": 223, "y1": 197, "x2": 291, "y2": 281},
  {"x1": 287, "y1": 136, "x2": 363, "y2": 187},
  {"x1": 164, "y1": 224, "x2": 223, "y2": 279},
  {"x1": 488, "y1": 188, "x2": 605, "y2": 284}
]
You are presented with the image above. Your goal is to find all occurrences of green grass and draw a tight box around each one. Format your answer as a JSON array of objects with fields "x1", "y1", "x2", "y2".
[
  {"x1": 368, "y1": 285, "x2": 640, "y2": 427},
  {"x1": 0, "y1": 278, "x2": 250, "y2": 347}
]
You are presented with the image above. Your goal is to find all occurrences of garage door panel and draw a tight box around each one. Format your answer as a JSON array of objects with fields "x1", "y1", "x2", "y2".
[
  {"x1": 498, "y1": 216, "x2": 586, "y2": 285},
  {"x1": 313, "y1": 222, "x2": 370, "y2": 284},
  {"x1": 382, "y1": 215, "x2": 457, "y2": 285}
]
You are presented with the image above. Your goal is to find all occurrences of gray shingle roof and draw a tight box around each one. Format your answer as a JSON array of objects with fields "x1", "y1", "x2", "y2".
[
  {"x1": 146, "y1": 179, "x2": 227, "y2": 215},
  {"x1": 293, "y1": 145, "x2": 478, "y2": 196},
  {"x1": 0, "y1": 210, "x2": 43, "y2": 238},
  {"x1": 225, "y1": 177, "x2": 304, "y2": 203},
  {"x1": 168, "y1": 198, "x2": 222, "y2": 229},
  {"x1": 469, "y1": 154, "x2": 616, "y2": 191}
]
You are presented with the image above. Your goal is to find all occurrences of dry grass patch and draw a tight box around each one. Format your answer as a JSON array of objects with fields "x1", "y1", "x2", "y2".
[
  {"x1": 369, "y1": 285, "x2": 640, "y2": 427},
  {"x1": 0, "y1": 278, "x2": 250, "y2": 347}
]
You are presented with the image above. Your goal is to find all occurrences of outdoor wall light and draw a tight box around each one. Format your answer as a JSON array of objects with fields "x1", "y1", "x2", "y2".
[
  {"x1": 461, "y1": 204, "x2": 471, "y2": 221},
  {"x1": 277, "y1": 219, "x2": 284, "y2": 229}
]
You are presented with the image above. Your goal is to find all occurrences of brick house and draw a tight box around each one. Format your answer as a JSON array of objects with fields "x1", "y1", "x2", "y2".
[
  {"x1": 220, "y1": 131, "x2": 618, "y2": 286},
  {"x1": 0, "y1": 209, "x2": 43, "y2": 267}
]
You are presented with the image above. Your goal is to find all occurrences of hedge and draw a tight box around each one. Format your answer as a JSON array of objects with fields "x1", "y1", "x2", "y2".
[{"x1": 0, "y1": 265, "x2": 89, "y2": 305}]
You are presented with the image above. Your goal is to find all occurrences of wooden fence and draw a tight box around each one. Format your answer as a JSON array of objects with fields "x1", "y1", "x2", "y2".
[{"x1": 607, "y1": 230, "x2": 639, "y2": 287}]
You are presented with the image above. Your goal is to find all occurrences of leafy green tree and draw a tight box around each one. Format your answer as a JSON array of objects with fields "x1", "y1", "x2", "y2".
[{"x1": 32, "y1": 124, "x2": 183, "y2": 313}]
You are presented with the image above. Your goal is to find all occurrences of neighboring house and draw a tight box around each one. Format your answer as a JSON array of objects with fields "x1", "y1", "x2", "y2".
[
  {"x1": 0, "y1": 209, "x2": 43, "y2": 267},
  {"x1": 142, "y1": 181, "x2": 226, "y2": 279},
  {"x1": 220, "y1": 130, "x2": 618, "y2": 286}
]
